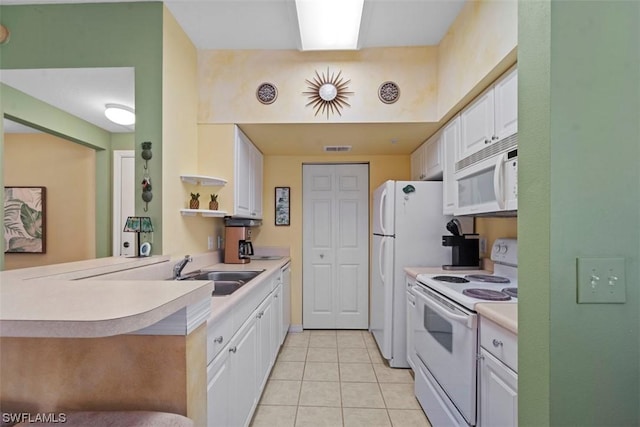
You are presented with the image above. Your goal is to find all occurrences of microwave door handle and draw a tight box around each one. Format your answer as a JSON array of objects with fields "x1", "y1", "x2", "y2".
[
  {"x1": 416, "y1": 289, "x2": 474, "y2": 329},
  {"x1": 493, "y1": 152, "x2": 507, "y2": 209}
]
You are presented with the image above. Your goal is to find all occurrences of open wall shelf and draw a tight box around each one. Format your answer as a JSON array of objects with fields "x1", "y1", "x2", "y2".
[
  {"x1": 180, "y1": 175, "x2": 227, "y2": 186},
  {"x1": 180, "y1": 209, "x2": 228, "y2": 218}
]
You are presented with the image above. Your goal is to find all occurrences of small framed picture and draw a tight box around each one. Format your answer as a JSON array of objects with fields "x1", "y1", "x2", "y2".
[
  {"x1": 275, "y1": 187, "x2": 290, "y2": 226},
  {"x1": 4, "y1": 186, "x2": 47, "y2": 253}
]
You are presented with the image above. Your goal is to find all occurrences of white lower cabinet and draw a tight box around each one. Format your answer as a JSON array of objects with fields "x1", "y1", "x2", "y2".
[
  {"x1": 272, "y1": 282, "x2": 284, "y2": 349},
  {"x1": 207, "y1": 315, "x2": 257, "y2": 427},
  {"x1": 405, "y1": 276, "x2": 417, "y2": 371},
  {"x1": 207, "y1": 269, "x2": 287, "y2": 427},
  {"x1": 479, "y1": 349, "x2": 518, "y2": 427},
  {"x1": 256, "y1": 293, "x2": 274, "y2": 392},
  {"x1": 207, "y1": 344, "x2": 231, "y2": 427},
  {"x1": 478, "y1": 316, "x2": 518, "y2": 427},
  {"x1": 280, "y1": 263, "x2": 291, "y2": 344}
]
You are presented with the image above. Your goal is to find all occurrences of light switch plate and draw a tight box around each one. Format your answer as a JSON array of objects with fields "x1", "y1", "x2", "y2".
[{"x1": 577, "y1": 257, "x2": 626, "y2": 304}]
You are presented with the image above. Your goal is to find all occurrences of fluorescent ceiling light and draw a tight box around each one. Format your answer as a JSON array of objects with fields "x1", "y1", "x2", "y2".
[
  {"x1": 295, "y1": 0, "x2": 364, "y2": 50},
  {"x1": 104, "y1": 103, "x2": 135, "y2": 126}
]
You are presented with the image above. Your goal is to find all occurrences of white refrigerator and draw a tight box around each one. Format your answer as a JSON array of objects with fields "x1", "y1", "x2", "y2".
[{"x1": 370, "y1": 180, "x2": 472, "y2": 368}]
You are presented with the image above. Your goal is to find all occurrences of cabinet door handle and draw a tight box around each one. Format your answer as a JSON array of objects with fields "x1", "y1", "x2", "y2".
[
  {"x1": 484, "y1": 139, "x2": 491, "y2": 144},
  {"x1": 229, "y1": 346, "x2": 237, "y2": 353},
  {"x1": 492, "y1": 339, "x2": 503, "y2": 347},
  {"x1": 492, "y1": 135, "x2": 499, "y2": 141},
  {"x1": 214, "y1": 336, "x2": 224, "y2": 344}
]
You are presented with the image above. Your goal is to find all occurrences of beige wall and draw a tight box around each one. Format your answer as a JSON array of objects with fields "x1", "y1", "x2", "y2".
[
  {"x1": 437, "y1": 0, "x2": 518, "y2": 119},
  {"x1": 162, "y1": 5, "x2": 212, "y2": 257},
  {"x1": 199, "y1": 47, "x2": 438, "y2": 124},
  {"x1": 476, "y1": 217, "x2": 518, "y2": 259},
  {"x1": 4, "y1": 133, "x2": 95, "y2": 269},
  {"x1": 254, "y1": 155, "x2": 410, "y2": 325},
  {"x1": 197, "y1": 1, "x2": 517, "y2": 127}
]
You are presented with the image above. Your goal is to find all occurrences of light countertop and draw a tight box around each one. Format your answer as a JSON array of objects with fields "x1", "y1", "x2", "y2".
[
  {"x1": 404, "y1": 266, "x2": 490, "y2": 279},
  {"x1": 0, "y1": 256, "x2": 213, "y2": 338},
  {"x1": 0, "y1": 255, "x2": 292, "y2": 339},
  {"x1": 200, "y1": 258, "x2": 291, "y2": 324},
  {"x1": 476, "y1": 303, "x2": 518, "y2": 334}
]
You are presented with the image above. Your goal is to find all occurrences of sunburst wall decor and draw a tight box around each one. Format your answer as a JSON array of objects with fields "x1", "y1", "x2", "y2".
[{"x1": 303, "y1": 68, "x2": 354, "y2": 119}]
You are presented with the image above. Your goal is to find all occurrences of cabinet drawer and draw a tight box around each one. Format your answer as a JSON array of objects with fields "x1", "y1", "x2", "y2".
[
  {"x1": 207, "y1": 314, "x2": 234, "y2": 363},
  {"x1": 480, "y1": 316, "x2": 517, "y2": 372}
]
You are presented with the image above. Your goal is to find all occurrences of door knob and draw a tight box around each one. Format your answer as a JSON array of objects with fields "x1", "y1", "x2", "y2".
[{"x1": 123, "y1": 242, "x2": 130, "y2": 248}]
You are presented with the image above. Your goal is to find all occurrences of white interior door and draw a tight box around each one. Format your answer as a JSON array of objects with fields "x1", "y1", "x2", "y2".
[
  {"x1": 303, "y1": 164, "x2": 369, "y2": 329},
  {"x1": 113, "y1": 150, "x2": 135, "y2": 256}
]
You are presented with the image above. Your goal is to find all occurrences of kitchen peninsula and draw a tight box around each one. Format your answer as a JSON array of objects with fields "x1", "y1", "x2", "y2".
[{"x1": 0, "y1": 254, "x2": 289, "y2": 426}]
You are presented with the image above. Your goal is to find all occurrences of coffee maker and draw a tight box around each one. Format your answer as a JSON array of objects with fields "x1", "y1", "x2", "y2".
[
  {"x1": 224, "y1": 226, "x2": 254, "y2": 264},
  {"x1": 442, "y1": 219, "x2": 481, "y2": 269}
]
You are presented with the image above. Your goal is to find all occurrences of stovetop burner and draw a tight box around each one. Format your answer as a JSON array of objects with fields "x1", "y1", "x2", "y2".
[
  {"x1": 462, "y1": 288, "x2": 512, "y2": 301},
  {"x1": 432, "y1": 275, "x2": 470, "y2": 284},
  {"x1": 502, "y1": 287, "x2": 518, "y2": 298},
  {"x1": 464, "y1": 274, "x2": 511, "y2": 284}
]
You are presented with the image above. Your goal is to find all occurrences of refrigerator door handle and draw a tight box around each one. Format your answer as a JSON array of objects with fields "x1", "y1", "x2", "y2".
[
  {"x1": 378, "y1": 237, "x2": 386, "y2": 282},
  {"x1": 379, "y1": 188, "x2": 388, "y2": 235}
]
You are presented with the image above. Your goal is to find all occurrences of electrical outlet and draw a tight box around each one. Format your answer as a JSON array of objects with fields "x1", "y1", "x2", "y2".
[
  {"x1": 479, "y1": 238, "x2": 487, "y2": 255},
  {"x1": 577, "y1": 257, "x2": 626, "y2": 304},
  {"x1": 207, "y1": 236, "x2": 214, "y2": 250},
  {"x1": 217, "y1": 235, "x2": 223, "y2": 249}
]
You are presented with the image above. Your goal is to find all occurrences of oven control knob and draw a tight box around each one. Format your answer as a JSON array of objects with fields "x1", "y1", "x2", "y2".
[{"x1": 500, "y1": 245, "x2": 508, "y2": 254}]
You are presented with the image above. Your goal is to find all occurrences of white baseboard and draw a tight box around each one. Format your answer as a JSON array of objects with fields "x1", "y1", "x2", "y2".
[{"x1": 288, "y1": 324, "x2": 303, "y2": 333}]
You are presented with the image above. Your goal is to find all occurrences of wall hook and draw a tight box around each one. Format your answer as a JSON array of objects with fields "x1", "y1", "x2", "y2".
[
  {"x1": 142, "y1": 175, "x2": 152, "y2": 213},
  {"x1": 141, "y1": 141, "x2": 152, "y2": 170}
]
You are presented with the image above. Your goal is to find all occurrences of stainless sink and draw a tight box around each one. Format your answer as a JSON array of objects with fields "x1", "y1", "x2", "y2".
[
  {"x1": 249, "y1": 255, "x2": 285, "y2": 260},
  {"x1": 195, "y1": 270, "x2": 264, "y2": 282},
  {"x1": 175, "y1": 269, "x2": 265, "y2": 297},
  {"x1": 210, "y1": 280, "x2": 243, "y2": 296}
]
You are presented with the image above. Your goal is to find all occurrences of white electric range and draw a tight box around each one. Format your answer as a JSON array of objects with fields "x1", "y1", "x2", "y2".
[{"x1": 411, "y1": 238, "x2": 518, "y2": 427}]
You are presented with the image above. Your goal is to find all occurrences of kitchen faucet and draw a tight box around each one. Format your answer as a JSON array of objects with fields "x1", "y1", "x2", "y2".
[{"x1": 173, "y1": 255, "x2": 193, "y2": 279}]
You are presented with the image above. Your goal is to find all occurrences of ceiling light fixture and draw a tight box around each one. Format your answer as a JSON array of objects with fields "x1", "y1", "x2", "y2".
[
  {"x1": 104, "y1": 104, "x2": 135, "y2": 126},
  {"x1": 295, "y1": 0, "x2": 364, "y2": 51}
]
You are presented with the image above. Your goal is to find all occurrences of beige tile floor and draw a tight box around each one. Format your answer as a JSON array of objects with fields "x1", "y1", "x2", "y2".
[{"x1": 251, "y1": 330, "x2": 432, "y2": 427}]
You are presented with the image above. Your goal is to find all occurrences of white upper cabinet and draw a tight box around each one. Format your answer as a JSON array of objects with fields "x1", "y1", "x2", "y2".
[
  {"x1": 442, "y1": 115, "x2": 460, "y2": 215},
  {"x1": 458, "y1": 67, "x2": 518, "y2": 162},
  {"x1": 459, "y1": 89, "x2": 495, "y2": 161},
  {"x1": 234, "y1": 127, "x2": 263, "y2": 219},
  {"x1": 493, "y1": 68, "x2": 518, "y2": 140},
  {"x1": 410, "y1": 130, "x2": 443, "y2": 181},
  {"x1": 424, "y1": 130, "x2": 443, "y2": 180},
  {"x1": 410, "y1": 144, "x2": 426, "y2": 180}
]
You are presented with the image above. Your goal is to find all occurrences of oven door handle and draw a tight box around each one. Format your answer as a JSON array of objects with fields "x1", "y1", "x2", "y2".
[{"x1": 415, "y1": 289, "x2": 474, "y2": 329}]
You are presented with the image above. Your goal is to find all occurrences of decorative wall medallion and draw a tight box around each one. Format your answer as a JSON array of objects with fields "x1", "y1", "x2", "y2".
[
  {"x1": 256, "y1": 82, "x2": 278, "y2": 104},
  {"x1": 378, "y1": 81, "x2": 400, "y2": 104},
  {"x1": 0, "y1": 25, "x2": 10, "y2": 45},
  {"x1": 303, "y1": 68, "x2": 354, "y2": 119}
]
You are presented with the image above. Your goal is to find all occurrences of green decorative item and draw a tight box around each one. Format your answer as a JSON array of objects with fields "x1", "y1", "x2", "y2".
[{"x1": 190, "y1": 192, "x2": 200, "y2": 209}]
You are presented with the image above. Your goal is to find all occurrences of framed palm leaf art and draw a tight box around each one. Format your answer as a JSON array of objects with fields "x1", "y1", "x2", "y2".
[
  {"x1": 275, "y1": 187, "x2": 290, "y2": 226},
  {"x1": 4, "y1": 186, "x2": 46, "y2": 253}
]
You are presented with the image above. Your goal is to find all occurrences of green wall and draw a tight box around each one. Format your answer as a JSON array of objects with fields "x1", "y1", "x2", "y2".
[
  {"x1": 0, "y1": 2, "x2": 164, "y2": 265},
  {"x1": 519, "y1": 0, "x2": 640, "y2": 425}
]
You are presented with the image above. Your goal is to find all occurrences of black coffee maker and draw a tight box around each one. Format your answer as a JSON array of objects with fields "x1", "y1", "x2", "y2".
[{"x1": 442, "y1": 219, "x2": 481, "y2": 270}]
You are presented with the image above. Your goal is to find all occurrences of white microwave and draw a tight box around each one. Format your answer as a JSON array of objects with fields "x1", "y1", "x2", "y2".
[{"x1": 454, "y1": 144, "x2": 518, "y2": 216}]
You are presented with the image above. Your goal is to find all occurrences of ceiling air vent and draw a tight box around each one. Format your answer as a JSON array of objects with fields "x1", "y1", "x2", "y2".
[{"x1": 324, "y1": 145, "x2": 352, "y2": 152}]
